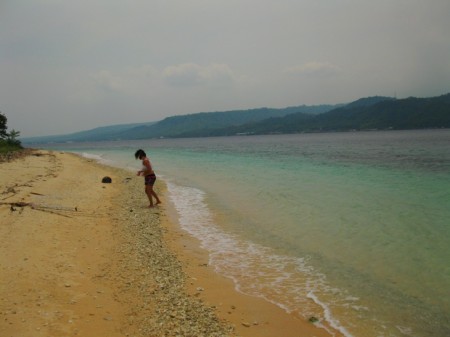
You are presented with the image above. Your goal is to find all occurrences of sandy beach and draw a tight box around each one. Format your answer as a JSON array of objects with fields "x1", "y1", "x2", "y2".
[{"x1": 0, "y1": 150, "x2": 334, "y2": 337}]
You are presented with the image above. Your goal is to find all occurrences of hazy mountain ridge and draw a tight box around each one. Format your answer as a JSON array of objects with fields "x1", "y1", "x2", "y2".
[
  {"x1": 120, "y1": 105, "x2": 339, "y2": 140},
  {"x1": 22, "y1": 122, "x2": 156, "y2": 144},
  {"x1": 22, "y1": 94, "x2": 450, "y2": 144},
  {"x1": 23, "y1": 105, "x2": 338, "y2": 143},
  {"x1": 179, "y1": 94, "x2": 450, "y2": 136}
]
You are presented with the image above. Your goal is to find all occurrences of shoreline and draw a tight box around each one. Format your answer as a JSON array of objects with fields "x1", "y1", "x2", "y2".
[
  {"x1": 162, "y1": 201, "x2": 336, "y2": 337},
  {"x1": 1, "y1": 150, "x2": 335, "y2": 336}
]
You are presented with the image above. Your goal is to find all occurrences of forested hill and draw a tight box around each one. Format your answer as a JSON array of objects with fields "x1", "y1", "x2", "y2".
[
  {"x1": 23, "y1": 104, "x2": 337, "y2": 143},
  {"x1": 22, "y1": 93, "x2": 450, "y2": 144},
  {"x1": 173, "y1": 94, "x2": 450, "y2": 137},
  {"x1": 119, "y1": 105, "x2": 337, "y2": 140}
]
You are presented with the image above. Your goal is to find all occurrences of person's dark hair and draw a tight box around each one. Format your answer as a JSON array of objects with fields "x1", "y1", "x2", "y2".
[{"x1": 135, "y1": 149, "x2": 146, "y2": 159}]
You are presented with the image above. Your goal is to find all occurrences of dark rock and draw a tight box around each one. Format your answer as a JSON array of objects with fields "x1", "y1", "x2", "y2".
[{"x1": 101, "y1": 176, "x2": 112, "y2": 183}]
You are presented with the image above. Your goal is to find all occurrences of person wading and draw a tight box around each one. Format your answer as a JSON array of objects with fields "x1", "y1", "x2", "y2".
[{"x1": 135, "y1": 149, "x2": 162, "y2": 208}]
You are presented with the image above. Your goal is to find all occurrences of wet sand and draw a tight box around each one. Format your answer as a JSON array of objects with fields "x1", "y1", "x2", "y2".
[{"x1": 0, "y1": 150, "x2": 333, "y2": 337}]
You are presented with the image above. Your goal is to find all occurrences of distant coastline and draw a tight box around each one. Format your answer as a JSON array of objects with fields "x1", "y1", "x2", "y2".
[{"x1": 23, "y1": 93, "x2": 450, "y2": 144}]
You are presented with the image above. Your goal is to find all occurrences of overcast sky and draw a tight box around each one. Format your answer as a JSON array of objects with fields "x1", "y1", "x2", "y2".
[{"x1": 1, "y1": 0, "x2": 449, "y2": 137}]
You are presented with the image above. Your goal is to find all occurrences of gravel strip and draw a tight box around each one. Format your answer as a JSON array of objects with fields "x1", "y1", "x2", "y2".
[{"x1": 113, "y1": 172, "x2": 236, "y2": 337}]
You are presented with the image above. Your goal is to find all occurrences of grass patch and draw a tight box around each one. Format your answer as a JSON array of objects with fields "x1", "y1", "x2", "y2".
[
  {"x1": 0, "y1": 144, "x2": 22, "y2": 154},
  {"x1": 0, "y1": 141, "x2": 25, "y2": 162}
]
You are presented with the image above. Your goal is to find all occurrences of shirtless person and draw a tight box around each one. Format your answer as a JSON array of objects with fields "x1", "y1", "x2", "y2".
[{"x1": 135, "y1": 149, "x2": 162, "y2": 207}]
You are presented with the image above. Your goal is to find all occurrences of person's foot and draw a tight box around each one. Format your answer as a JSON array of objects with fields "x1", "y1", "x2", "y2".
[{"x1": 155, "y1": 201, "x2": 162, "y2": 205}]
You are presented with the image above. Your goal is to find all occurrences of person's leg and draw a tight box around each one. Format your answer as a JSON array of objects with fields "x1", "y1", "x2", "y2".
[
  {"x1": 147, "y1": 185, "x2": 161, "y2": 206},
  {"x1": 145, "y1": 185, "x2": 154, "y2": 207},
  {"x1": 151, "y1": 187, "x2": 161, "y2": 205}
]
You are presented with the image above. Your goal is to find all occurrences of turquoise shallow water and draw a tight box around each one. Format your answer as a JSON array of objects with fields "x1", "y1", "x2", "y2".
[{"x1": 44, "y1": 130, "x2": 450, "y2": 337}]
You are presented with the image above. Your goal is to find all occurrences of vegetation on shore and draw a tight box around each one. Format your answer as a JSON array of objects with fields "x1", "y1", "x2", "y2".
[{"x1": 0, "y1": 112, "x2": 23, "y2": 160}]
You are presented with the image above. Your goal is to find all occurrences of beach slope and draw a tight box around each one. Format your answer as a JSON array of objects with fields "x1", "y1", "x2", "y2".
[
  {"x1": 0, "y1": 150, "x2": 232, "y2": 337},
  {"x1": 1, "y1": 150, "x2": 333, "y2": 337}
]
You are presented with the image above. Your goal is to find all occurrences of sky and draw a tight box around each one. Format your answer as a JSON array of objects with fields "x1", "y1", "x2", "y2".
[{"x1": 1, "y1": 0, "x2": 449, "y2": 137}]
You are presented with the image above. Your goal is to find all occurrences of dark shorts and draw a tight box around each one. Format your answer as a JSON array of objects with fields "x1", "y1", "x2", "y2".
[{"x1": 144, "y1": 173, "x2": 156, "y2": 186}]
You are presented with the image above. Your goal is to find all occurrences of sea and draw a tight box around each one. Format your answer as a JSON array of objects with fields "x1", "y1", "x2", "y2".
[{"x1": 42, "y1": 129, "x2": 450, "y2": 337}]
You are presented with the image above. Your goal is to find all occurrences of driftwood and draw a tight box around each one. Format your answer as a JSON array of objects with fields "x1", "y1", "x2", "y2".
[
  {"x1": 1, "y1": 201, "x2": 106, "y2": 219},
  {"x1": 1, "y1": 201, "x2": 31, "y2": 208},
  {"x1": 1, "y1": 201, "x2": 77, "y2": 218}
]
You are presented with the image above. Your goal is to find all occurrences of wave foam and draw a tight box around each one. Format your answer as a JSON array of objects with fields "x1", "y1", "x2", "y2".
[
  {"x1": 81, "y1": 152, "x2": 115, "y2": 166},
  {"x1": 166, "y1": 181, "x2": 355, "y2": 337}
]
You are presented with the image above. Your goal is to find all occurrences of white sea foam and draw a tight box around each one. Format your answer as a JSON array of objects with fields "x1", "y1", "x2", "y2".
[
  {"x1": 307, "y1": 291, "x2": 355, "y2": 337},
  {"x1": 81, "y1": 152, "x2": 114, "y2": 166},
  {"x1": 81, "y1": 152, "x2": 103, "y2": 160},
  {"x1": 166, "y1": 180, "x2": 355, "y2": 337}
]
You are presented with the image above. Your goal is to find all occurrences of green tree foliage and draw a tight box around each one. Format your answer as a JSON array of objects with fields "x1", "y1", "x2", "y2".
[
  {"x1": 0, "y1": 112, "x2": 22, "y2": 152},
  {"x1": 0, "y1": 112, "x2": 7, "y2": 139},
  {"x1": 7, "y1": 129, "x2": 21, "y2": 146}
]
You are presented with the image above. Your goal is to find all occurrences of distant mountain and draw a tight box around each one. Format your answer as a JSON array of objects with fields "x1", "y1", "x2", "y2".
[
  {"x1": 118, "y1": 105, "x2": 338, "y2": 140},
  {"x1": 23, "y1": 104, "x2": 339, "y2": 143},
  {"x1": 311, "y1": 94, "x2": 450, "y2": 131},
  {"x1": 22, "y1": 94, "x2": 450, "y2": 144},
  {"x1": 23, "y1": 122, "x2": 156, "y2": 144},
  {"x1": 196, "y1": 94, "x2": 450, "y2": 136},
  {"x1": 343, "y1": 96, "x2": 396, "y2": 109}
]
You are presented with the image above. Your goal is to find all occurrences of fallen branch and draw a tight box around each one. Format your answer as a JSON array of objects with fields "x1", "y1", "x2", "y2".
[
  {"x1": 1, "y1": 201, "x2": 77, "y2": 218},
  {"x1": 0, "y1": 201, "x2": 31, "y2": 207},
  {"x1": 30, "y1": 192, "x2": 45, "y2": 196},
  {"x1": 0, "y1": 201, "x2": 108, "y2": 219},
  {"x1": 31, "y1": 207, "x2": 73, "y2": 218}
]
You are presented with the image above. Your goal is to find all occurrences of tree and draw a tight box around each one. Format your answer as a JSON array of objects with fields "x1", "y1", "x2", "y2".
[
  {"x1": 0, "y1": 112, "x2": 22, "y2": 149},
  {"x1": 7, "y1": 129, "x2": 21, "y2": 146},
  {"x1": 0, "y1": 112, "x2": 7, "y2": 139}
]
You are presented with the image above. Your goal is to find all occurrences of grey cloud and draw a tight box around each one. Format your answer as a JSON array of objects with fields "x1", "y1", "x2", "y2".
[
  {"x1": 162, "y1": 63, "x2": 237, "y2": 87},
  {"x1": 1, "y1": 0, "x2": 449, "y2": 136},
  {"x1": 285, "y1": 62, "x2": 343, "y2": 77}
]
